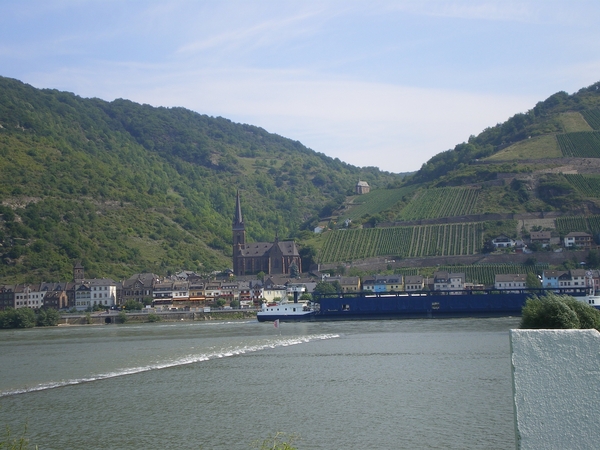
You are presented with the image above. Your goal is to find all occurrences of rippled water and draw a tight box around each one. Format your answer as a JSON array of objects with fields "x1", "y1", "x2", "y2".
[{"x1": 0, "y1": 317, "x2": 519, "y2": 449}]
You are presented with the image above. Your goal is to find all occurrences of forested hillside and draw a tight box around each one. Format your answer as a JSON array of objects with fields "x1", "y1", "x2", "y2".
[{"x1": 0, "y1": 76, "x2": 398, "y2": 282}]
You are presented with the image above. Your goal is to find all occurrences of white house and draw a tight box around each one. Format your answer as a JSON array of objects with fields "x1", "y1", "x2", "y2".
[
  {"x1": 495, "y1": 274, "x2": 527, "y2": 290},
  {"x1": 433, "y1": 271, "x2": 465, "y2": 292},
  {"x1": 76, "y1": 278, "x2": 117, "y2": 311},
  {"x1": 492, "y1": 235, "x2": 516, "y2": 248},
  {"x1": 14, "y1": 284, "x2": 46, "y2": 309}
]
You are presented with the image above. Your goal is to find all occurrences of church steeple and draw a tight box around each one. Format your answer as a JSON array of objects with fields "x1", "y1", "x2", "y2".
[
  {"x1": 232, "y1": 190, "x2": 246, "y2": 276},
  {"x1": 233, "y1": 190, "x2": 244, "y2": 229},
  {"x1": 232, "y1": 190, "x2": 245, "y2": 247}
]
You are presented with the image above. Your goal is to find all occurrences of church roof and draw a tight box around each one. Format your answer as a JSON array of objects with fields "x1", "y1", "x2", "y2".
[{"x1": 238, "y1": 240, "x2": 299, "y2": 257}]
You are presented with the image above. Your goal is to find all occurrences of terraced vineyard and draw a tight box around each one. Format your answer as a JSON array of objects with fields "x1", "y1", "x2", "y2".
[
  {"x1": 565, "y1": 174, "x2": 600, "y2": 198},
  {"x1": 557, "y1": 131, "x2": 600, "y2": 157},
  {"x1": 433, "y1": 263, "x2": 548, "y2": 287},
  {"x1": 398, "y1": 187, "x2": 480, "y2": 221},
  {"x1": 582, "y1": 108, "x2": 600, "y2": 130},
  {"x1": 556, "y1": 215, "x2": 600, "y2": 234},
  {"x1": 318, "y1": 222, "x2": 485, "y2": 263},
  {"x1": 340, "y1": 186, "x2": 417, "y2": 221}
]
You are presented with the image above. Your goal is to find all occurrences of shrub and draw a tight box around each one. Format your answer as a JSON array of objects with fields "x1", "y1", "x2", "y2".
[
  {"x1": 147, "y1": 312, "x2": 161, "y2": 322},
  {"x1": 36, "y1": 308, "x2": 60, "y2": 327},
  {"x1": 0, "y1": 308, "x2": 36, "y2": 329},
  {"x1": 117, "y1": 311, "x2": 128, "y2": 324},
  {"x1": 521, "y1": 293, "x2": 600, "y2": 331}
]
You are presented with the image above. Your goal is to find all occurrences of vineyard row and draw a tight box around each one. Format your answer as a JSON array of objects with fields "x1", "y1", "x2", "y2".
[{"x1": 319, "y1": 222, "x2": 485, "y2": 263}]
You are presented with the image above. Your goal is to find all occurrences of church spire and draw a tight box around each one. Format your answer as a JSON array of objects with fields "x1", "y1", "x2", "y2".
[{"x1": 233, "y1": 189, "x2": 244, "y2": 229}]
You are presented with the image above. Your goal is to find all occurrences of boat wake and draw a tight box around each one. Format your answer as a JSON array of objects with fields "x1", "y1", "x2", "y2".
[{"x1": 0, "y1": 333, "x2": 339, "y2": 397}]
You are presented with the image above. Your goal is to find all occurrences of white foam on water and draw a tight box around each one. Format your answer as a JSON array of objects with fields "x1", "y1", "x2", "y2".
[{"x1": 0, "y1": 333, "x2": 339, "y2": 397}]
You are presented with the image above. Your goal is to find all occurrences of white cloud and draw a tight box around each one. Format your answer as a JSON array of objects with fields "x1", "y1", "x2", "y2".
[{"x1": 25, "y1": 63, "x2": 536, "y2": 172}]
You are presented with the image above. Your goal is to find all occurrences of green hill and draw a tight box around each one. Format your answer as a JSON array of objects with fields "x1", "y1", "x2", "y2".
[
  {"x1": 4, "y1": 76, "x2": 600, "y2": 281},
  {"x1": 0, "y1": 76, "x2": 399, "y2": 282},
  {"x1": 315, "y1": 81, "x2": 600, "y2": 265}
]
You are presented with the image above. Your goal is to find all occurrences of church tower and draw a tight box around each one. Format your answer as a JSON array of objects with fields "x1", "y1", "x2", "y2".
[
  {"x1": 73, "y1": 261, "x2": 84, "y2": 282},
  {"x1": 232, "y1": 190, "x2": 246, "y2": 246},
  {"x1": 232, "y1": 190, "x2": 246, "y2": 274}
]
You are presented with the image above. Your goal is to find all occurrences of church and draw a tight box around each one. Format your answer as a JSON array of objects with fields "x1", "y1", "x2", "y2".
[{"x1": 232, "y1": 191, "x2": 302, "y2": 277}]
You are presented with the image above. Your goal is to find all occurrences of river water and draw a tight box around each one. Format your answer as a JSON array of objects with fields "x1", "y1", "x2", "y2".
[{"x1": 0, "y1": 317, "x2": 519, "y2": 449}]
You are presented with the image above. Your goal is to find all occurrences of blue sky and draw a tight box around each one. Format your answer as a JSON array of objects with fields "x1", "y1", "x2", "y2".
[{"x1": 1, "y1": 1, "x2": 599, "y2": 173}]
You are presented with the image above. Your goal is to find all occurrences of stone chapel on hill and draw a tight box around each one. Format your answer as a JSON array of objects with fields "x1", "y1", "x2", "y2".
[{"x1": 232, "y1": 191, "x2": 301, "y2": 277}]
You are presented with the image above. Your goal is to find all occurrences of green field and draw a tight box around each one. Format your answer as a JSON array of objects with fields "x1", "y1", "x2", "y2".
[
  {"x1": 318, "y1": 222, "x2": 485, "y2": 263},
  {"x1": 398, "y1": 187, "x2": 480, "y2": 221},
  {"x1": 557, "y1": 131, "x2": 600, "y2": 157},
  {"x1": 557, "y1": 111, "x2": 593, "y2": 133},
  {"x1": 340, "y1": 186, "x2": 417, "y2": 221},
  {"x1": 486, "y1": 134, "x2": 561, "y2": 161}
]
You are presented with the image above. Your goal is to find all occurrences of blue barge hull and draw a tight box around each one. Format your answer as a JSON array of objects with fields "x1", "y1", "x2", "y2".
[{"x1": 310, "y1": 288, "x2": 592, "y2": 321}]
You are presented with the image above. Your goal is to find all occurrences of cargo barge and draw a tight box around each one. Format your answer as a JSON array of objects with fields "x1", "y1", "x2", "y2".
[{"x1": 257, "y1": 287, "x2": 599, "y2": 322}]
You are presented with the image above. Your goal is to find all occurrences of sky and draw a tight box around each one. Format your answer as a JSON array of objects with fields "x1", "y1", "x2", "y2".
[{"x1": 1, "y1": 1, "x2": 600, "y2": 173}]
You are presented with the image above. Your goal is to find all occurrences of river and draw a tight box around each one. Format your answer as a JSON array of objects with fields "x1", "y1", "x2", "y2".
[{"x1": 0, "y1": 317, "x2": 519, "y2": 449}]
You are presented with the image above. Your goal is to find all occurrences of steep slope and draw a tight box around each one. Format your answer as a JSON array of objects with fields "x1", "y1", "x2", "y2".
[
  {"x1": 0, "y1": 76, "x2": 398, "y2": 282},
  {"x1": 316, "y1": 81, "x2": 600, "y2": 266}
]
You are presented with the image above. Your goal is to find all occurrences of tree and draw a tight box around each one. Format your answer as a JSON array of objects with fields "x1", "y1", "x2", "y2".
[
  {"x1": 520, "y1": 293, "x2": 600, "y2": 331},
  {"x1": 0, "y1": 308, "x2": 36, "y2": 329},
  {"x1": 36, "y1": 308, "x2": 60, "y2": 326},
  {"x1": 481, "y1": 240, "x2": 495, "y2": 254},
  {"x1": 289, "y1": 262, "x2": 299, "y2": 278},
  {"x1": 124, "y1": 299, "x2": 143, "y2": 311},
  {"x1": 525, "y1": 272, "x2": 541, "y2": 288},
  {"x1": 313, "y1": 281, "x2": 340, "y2": 296},
  {"x1": 521, "y1": 294, "x2": 579, "y2": 329},
  {"x1": 117, "y1": 311, "x2": 128, "y2": 324},
  {"x1": 147, "y1": 312, "x2": 161, "y2": 322},
  {"x1": 587, "y1": 249, "x2": 600, "y2": 268}
]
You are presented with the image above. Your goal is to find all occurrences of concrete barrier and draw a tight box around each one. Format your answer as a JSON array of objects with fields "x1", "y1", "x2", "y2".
[{"x1": 510, "y1": 329, "x2": 600, "y2": 449}]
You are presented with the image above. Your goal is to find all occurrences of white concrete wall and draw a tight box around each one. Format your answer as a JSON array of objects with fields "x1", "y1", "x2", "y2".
[{"x1": 510, "y1": 329, "x2": 600, "y2": 450}]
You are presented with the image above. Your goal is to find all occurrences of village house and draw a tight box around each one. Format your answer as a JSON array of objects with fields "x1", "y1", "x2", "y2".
[
  {"x1": 530, "y1": 231, "x2": 552, "y2": 248},
  {"x1": 404, "y1": 275, "x2": 425, "y2": 292},
  {"x1": 541, "y1": 269, "x2": 589, "y2": 290},
  {"x1": 492, "y1": 235, "x2": 516, "y2": 248},
  {"x1": 14, "y1": 284, "x2": 46, "y2": 309},
  {"x1": 188, "y1": 280, "x2": 206, "y2": 303},
  {"x1": 40, "y1": 282, "x2": 69, "y2": 310},
  {"x1": 363, "y1": 275, "x2": 404, "y2": 293},
  {"x1": 153, "y1": 280, "x2": 176, "y2": 305},
  {"x1": 262, "y1": 280, "x2": 287, "y2": 303},
  {"x1": 122, "y1": 273, "x2": 159, "y2": 305},
  {"x1": 564, "y1": 232, "x2": 593, "y2": 249},
  {"x1": 0, "y1": 285, "x2": 15, "y2": 310},
  {"x1": 74, "y1": 278, "x2": 117, "y2": 311},
  {"x1": 433, "y1": 271, "x2": 465, "y2": 292},
  {"x1": 325, "y1": 276, "x2": 361, "y2": 293},
  {"x1": 494, "y1": 274, "x2": 527, "y2": 291}
]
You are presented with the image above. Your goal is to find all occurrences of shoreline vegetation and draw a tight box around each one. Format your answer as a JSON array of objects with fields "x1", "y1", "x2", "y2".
[{"x1": 0, "y1": 309, "x2": 257, "y2": 329}]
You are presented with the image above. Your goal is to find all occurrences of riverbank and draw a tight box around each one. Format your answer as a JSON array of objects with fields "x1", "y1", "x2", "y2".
[{"x1": 59, "y1": 310, "x2": 257, "y2": 325}]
